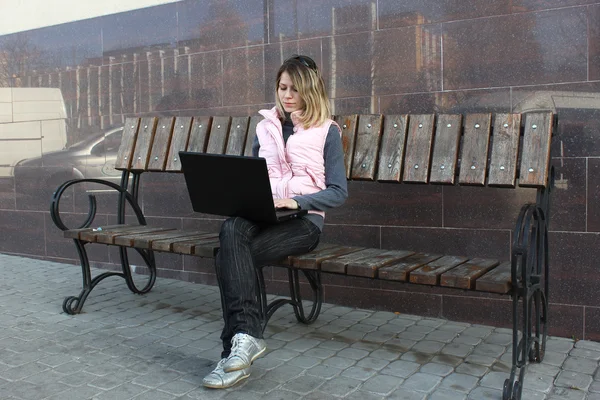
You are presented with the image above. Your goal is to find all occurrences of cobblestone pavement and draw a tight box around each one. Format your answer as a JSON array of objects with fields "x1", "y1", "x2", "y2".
[{"x1": 0, "y1": 253, "x2": 599, "y2": 400}]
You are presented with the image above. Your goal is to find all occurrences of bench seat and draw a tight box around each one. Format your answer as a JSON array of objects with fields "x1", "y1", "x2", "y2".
[{"x1": 65, "y1": 224, "x2": 511, "y2": 294}]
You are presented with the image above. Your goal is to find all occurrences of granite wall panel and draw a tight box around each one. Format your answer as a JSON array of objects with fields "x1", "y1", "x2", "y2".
[{"x1": 1, "y1": 0, "x2": 599, "y2": 339}]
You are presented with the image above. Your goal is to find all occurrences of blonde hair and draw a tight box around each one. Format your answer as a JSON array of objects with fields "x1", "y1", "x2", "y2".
[{"x1": 275, "y1": 55, "x2": 331, "y2": 129}]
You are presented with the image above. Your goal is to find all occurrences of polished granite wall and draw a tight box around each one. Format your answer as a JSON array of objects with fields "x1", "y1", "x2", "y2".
[{"x1": 1, "y1": 0, "x2": 600, "y2": 340}]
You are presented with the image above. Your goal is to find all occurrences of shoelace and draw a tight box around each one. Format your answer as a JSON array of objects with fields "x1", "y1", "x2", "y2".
[{"x1": 231, "y1": 334, "x2": 251, "y2": 351}]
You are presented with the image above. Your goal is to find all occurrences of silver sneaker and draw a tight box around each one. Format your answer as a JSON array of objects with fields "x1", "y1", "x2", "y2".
[
  {"x1": 223, "y1": 333, "x2": 267, "y2": 372},
  {"x1": 203, "y1": 358, "x2": 250, "y2": 389}
]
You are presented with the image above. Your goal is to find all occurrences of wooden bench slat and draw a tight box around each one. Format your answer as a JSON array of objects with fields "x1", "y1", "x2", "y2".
[
  {"x1": 429, "y1": 114, "x2": 462, "y2": 184},
  {"x1": 113, "y1": 228, "x2": 181, "y2": 247},
  {"x1": 147, "y1": 117, "x2": 175, "y2": 171},
  {"x1": 475, "y1": 261, "x2": 512, "y2": 293},
  {"x1": 152, "y1": 232, "x2": 219, "y2": 252},
  {"x1": 409, "y1": 255, "x2": 469, "y2": 285},
  {"x1": 320, "y1": 247, "x2": 379, "y2": 274},
  {"x1": 113, "y1": 229, "x2": 210, "y2": 249},
  {"x1": 172, "y1": 236, "x2": 220, "y2": 256},
  {"x1": 376, "y1": 115, "x2": 408, "y2": 182},
  {"x1": 64, "y1": 224, "x2": 133, "y2": 240},
  {"x1": 347, "y1": 250, "x2": 415, "y2": 278},
  {"x1": 187, "y1": 116, "x2": 212, "y2": 153},
  {"x1": 351, "y1": 115, "x2": 383, "y2": 180},
  {"x1": 131, "y1": 117, "x2": 158, "y2": 170},
  {"x1": 165, "y1": 117, "x2": 193, "y2": 171},
  {"x1": 99, "y1": 227, "x2": 175, "y2": 245},
  {"x1": 243, "y1": 116, "x2": 262, "y2": 157},
  {"x1": 440, "y1": 258, "x2": 499, "y2": 289},
  {"x1": 334, "y1": 115, "x2": 359, "y2": 179},
  {"x1": 403, "y1": 114, "x2": 435, "y2": 183},
  {"x1": 519, "y1": 112, "x2": 553, "y2": 187},
  {"x1": 458, "y1": 114, "x2": 492, "y2": 185},
  {"x1": 226, "y1": 117, "x2": 250, "y2": 156},
  {"x1": 291, "y1": 245, "x2": 364, "y2": 270},
  {"x1": 115, "y1": 118, "x2": 139, "y2": 170},
  {"x1": 206, "y1": 116, "x2": 231, "y2": 154},
  {"x1": 78, "y1": 225, "x2": 145, "y2": 242},
  {"x1": 378, "y1": 253, "x2": 443, "y2": 281},
  {"x1": 487, "y1": 114, "x2": 521, "y2": 187},
  {"x1": 192, "y1": 238, "x2": 221, "y2": 257}
]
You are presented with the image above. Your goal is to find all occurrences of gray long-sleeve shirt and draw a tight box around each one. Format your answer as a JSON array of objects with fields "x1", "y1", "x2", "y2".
[{"x1": 252, "y1": 118, "x2": 348, "y2": 231}]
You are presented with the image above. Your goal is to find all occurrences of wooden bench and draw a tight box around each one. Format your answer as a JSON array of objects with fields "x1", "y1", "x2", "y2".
[{"x1": 50, "y1": 112, "x2": 555, "y2": 400}]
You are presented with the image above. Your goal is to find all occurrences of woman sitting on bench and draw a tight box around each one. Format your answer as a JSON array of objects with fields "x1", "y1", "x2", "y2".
[{"x1": 203, "y1": 55, "x2": 348, "y2": 389}]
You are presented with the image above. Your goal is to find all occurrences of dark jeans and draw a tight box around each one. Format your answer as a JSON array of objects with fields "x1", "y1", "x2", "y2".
[{"x1": 215, "y1": 216, "x2": 321, "y2": 358}]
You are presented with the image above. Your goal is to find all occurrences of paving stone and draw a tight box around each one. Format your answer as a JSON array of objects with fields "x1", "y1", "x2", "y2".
[
  {"x1": 344, "y1": 390, "x2": 387, "y2": 400},
  {"x1": 287, "y1": 355, "x2": 321, "y2": 369},
  {"x1": 401, "y1": 372, "x2": 442, "y2": 392},
  {"x1": 570, "y1": 347, "x2": 600, "y2": 361},
  {"x1": 527, "y1": 362, "x2": 561, "y2": 377},
  {"x1": 306, "y1": 364, "x2": 342, "y2": 379},
  {"x1": 342, "y1": 366, "x2": 378, "y2": 381},
  {"x1": 562, "y1": 356, "x2": 598, "y2": 374},
  {"x1": 554, "y1": 370, "x2": 593, "y2": 390},
  {"x1": 412, "y1": 340, "x2": 445, "y2": 354},
  {"x1": 441, "y1": 343, "x2": 474, "y2": 358},
  {"x1": 523, "y1": 371, "x2": 555, "y2": 393},
  {"x1": 321, "y1": 356, "x2": 356, "y2": 369},
  {"x1": 428, "y1": 388, "x2": 467, "y2": 400},
  {"x1": 547, "y1": 386, "x2": 587, "y2": 400},
  {"x1": 318, "y1": 376, "x2": 362, "y2": 397},
  {"x1": 381, "y1": 359, "x2": 421, "y2": 378},
  {"x1": 400, "y1": 351, "x2": 433, "y2": 364},
  {"x1": 386, "y1": 387, "x2": 427, "y2": 399},
  {"x1": 361, "y1": 374, "x2": 403, "y2": 395},
  {"x1": 452, "y1": 335, "x2": 482, "y2": 346},
  {"x1": 543, "y1": 350, "x2": 569, "y2": 366},
  {"x1": 546, "y1": 338, "x2": 576, "y2": 353},
  {"x1": 464, "y1": 354, "x2": 496, "y2": 367},
  {"x1": 466, "y1": 386, "x2": 503, "y2": 399},
  {"x1": 478, "y1": 371, "x2": 508, "y2": 390},
  {"x1": 575, "y1": 340, "x2": 600, "y2": 352},
  {"x1": 472, "y1": 343, "x2": 506, "y2": 358},
  {"x1": 238, "y1": 377, "x2": 281, "y2": 394},
  {"x1": 461, "y1": 326, "x2": 493, "y2": 338},
  {"x1": 419, "y1": 362, "x2": 454, "y2": 377},
  {"x1": 426, "y1": 330, "x2": 459, "y2": 343},
  {"x1": 438, "y1": 372, "x2": 479, "y2": 393},
  {"x1": 356, "y1": 357, "x2": 390, "y2": 371},
  {"x1": 454, "y1": 362, "x2": 488, "y2": 377}
]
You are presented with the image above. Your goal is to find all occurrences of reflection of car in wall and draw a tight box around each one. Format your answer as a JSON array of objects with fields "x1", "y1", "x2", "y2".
[{"x1": 13, "y1": 126, "x2": 124, "y2": 209}]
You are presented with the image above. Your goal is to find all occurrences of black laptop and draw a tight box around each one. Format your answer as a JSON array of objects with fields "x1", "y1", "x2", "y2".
[{"x1": 179, "y1": 152, "x2": 307, "y2": 224}]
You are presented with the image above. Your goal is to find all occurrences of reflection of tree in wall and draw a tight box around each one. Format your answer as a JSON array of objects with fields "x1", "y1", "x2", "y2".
[
  {"x1": 0, "y1": 33, "x2": 45, "y2": 87},
  {"x1": 194, "y1": 1, "x2": 248, "y2": 49}
]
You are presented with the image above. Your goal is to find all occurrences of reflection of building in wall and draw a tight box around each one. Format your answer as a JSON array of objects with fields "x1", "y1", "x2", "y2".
[{"x1": 330, "y1": 6, "x2": 440, "y2": 113}]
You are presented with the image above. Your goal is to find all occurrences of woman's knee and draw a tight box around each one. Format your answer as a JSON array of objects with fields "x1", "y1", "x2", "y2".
[{"x1": 219, "y1": 217, "x2": 255, "y2": 241}]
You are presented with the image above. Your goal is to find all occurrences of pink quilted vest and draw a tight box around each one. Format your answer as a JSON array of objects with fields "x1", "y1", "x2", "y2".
[{"x1": 256, "y1": 107, "x2": 340, "y2": 218}]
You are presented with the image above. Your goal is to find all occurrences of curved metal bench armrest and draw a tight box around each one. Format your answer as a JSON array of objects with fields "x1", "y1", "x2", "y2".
[{"x1": 50, "y1": 178, "x2": 146, "y2": 231}]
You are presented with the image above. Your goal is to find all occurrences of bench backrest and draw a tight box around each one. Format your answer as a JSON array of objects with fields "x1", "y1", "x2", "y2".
[{"x1": 114, "y1": 112, "x2": 554, "y2": 188}]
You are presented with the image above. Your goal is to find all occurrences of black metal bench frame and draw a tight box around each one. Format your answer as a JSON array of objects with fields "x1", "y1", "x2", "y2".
[{"x1": 50, "y1": 112, "x2": 555, "y2": 400}]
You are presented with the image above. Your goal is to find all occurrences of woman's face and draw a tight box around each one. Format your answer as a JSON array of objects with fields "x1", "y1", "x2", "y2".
[{"x1": 278, "y1": 71, "x2": 305, "y2": 113}]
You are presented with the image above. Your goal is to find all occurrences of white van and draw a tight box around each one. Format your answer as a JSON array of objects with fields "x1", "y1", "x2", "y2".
[{"x1": 0, "y1": 88, "x2": 67, "y2": 179}]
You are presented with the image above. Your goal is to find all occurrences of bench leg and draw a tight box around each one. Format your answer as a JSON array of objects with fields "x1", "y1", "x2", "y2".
[
  {"x1": 63, "y1": 240, "x2": 126, "y2": 314},
  {"x1": 256, "y1": 266, "x2": 324, "y2": 332},
  {"x1": 504, "y1": 202, "x2": 549, "y2": 400},
  {"x1": 63, "y1": 241, "x2": 158, "y2": 315},
  {"x1": 118, "y1": 247, "x2": 157, "y2": 295}
]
